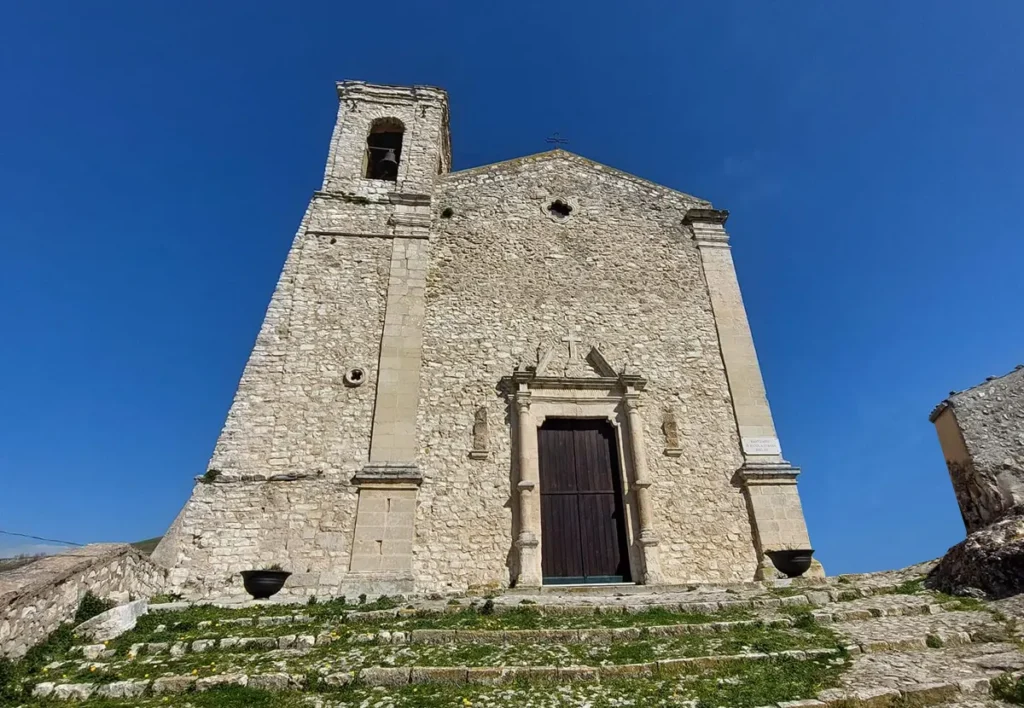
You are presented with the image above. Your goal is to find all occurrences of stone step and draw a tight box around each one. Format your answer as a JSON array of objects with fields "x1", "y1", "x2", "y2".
[
  {"x1": 29, "y1": 645, "x2": 1019, "y2": 707},
  {"x1": 56, "y1": 597, "x2": 982, "y2": 662},
  {"x1": 46, "y1": 618, "x2": 1001, "y2": 686},
  {"x1": 31, "y1": 647, "x2": 847, "y2": 699},
  {"x1": 84, "y1": 616, "x2": 801, "y2": 658},
  {"x1": 832, "y1": 610, "x2": 1012, "y2": 653}
]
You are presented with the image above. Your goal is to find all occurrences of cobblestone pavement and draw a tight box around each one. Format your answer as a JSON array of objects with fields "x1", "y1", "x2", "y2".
[
  {"x1": 840, "y1": 642, "x2": 1023, "y2": 689},
  {"x1": 837, "y1": 610, "x2": 1005, "y2": 646}
]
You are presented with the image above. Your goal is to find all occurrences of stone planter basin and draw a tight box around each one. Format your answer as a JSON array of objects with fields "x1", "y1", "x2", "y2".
[
  {"x1": 240, "y1": 570, "x2": 291, "y2": 599},
  {"x1": 766, "y1": 549, "x2": 814, "y2": 578}
]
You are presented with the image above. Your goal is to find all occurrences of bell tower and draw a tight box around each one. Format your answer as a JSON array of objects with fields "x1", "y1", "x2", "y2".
[
  {"x1": 318, "y1": 82, "x2": 450, "y2": 582},
  {"x1": 322, "y1": 81, "x2": 451, "y2": 196}
]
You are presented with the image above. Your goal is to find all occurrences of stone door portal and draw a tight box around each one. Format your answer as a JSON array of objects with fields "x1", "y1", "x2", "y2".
[{"x1": 538, "y1": 419, "x2": 631, "y2": 584}]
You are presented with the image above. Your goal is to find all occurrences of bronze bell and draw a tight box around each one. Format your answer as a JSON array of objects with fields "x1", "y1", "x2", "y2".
[{"x1": 376, "y1": 148, "x2": 398, "y2": 179}]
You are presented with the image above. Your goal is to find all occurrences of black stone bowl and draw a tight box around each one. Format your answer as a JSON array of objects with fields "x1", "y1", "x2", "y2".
[
  {"x1": 766, "y1": 549, "x2": 815, "y2": 578},
  {"x1": 241, "y1": 570, "x2": 291, "y2": 599}
]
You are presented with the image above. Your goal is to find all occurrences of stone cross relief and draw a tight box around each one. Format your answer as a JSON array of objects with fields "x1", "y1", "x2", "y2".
[
  {"x1": 534, "y1": 333, "x2": 617, "y2": 378},
  {"x1": 560, "y1": 333, "x2": 590, "y2": 377}
]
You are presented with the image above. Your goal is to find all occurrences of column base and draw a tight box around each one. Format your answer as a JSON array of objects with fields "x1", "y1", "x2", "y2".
[
  {"x1": 755, "y1": 558, "x2": 786, "y2": 581},
  {"x1": 515, "y1": 532, "x2": 542, "y2": 587}
]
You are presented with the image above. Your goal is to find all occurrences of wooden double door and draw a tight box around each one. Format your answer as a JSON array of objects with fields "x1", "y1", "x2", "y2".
[{"x1": 538, "y1": 419, "x2": 631, "y2": 584}]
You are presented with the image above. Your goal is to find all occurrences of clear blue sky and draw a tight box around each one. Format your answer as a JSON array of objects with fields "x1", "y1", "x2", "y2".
[{"x1": 1, "y1": 2, "x2": 1022, "y2": 574}]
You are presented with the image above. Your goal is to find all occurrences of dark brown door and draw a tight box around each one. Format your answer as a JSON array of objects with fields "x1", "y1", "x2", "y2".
[{"x1": 538, "y1": 419, "x2": 631, "y2": 584}]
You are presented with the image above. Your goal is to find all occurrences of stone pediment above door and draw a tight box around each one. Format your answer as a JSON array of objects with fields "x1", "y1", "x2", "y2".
[
  {"x1": 534, "y1": 335, "x2": 619, "y2": 379},
  {"x1": 500, "y1": 336, "x2": 646, "y2": 396}
]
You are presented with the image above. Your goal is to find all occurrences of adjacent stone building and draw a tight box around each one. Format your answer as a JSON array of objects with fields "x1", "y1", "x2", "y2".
[
  {"x1": 153, "y1": 81, "x2": 816, "y2": 598},
  {"x1": 930, "y1": 365, "x2": 1024, "y2": 534}
]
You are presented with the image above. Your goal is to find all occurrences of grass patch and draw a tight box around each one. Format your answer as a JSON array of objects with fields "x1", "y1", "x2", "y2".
[
  {"x1": 74, "y1": 592, "x2": 116, "y2": 624},
  {"x1": 993, "y1": 672, "x2": 1024, "y2": 704},
  {"x1": 887, "y1": 579, "x2": 925, "y2": 596},
  {"x1": 767, "y1": 586, "x2": 806, "y2": 598},
  {"x1": 395, "y1": 605, "x2": 754, "y2": 631},
  {"x1": 932, "y1": 592, "x2": 986, "y2": 611},
  {"x1": 2, "y1": 623, "x2": 77, "y2": 702}
]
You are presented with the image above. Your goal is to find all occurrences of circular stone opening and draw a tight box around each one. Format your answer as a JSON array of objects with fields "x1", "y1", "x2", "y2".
[
  {"x1": 441, "y1": 207, "x2": 454, "y2": 219},
  {"x1": 344, "y1": 368, "x2": 366, "y2": 387},
  {"x1": 548, "y1": 200, "x2": 573, "y2": 219}
]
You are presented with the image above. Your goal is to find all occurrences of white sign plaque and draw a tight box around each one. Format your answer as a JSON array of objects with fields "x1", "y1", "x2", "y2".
[{"x1": 741, "y1": 437, "x2": 781, "y2": 456}]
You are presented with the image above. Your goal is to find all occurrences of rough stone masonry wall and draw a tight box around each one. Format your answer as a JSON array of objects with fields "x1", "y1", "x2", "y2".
[
  {"x1": 153, "y1": 194, "x2": 395, "y2": 595},
  {"x1": 412, "y1": 153, "x2": 760, "y2": 591},
  {"x1": 0, "y1": 544, "x2": 166, "y2": 659},
  {"x1": 934, "y1": 366, "x2": 1024, "y2": 534}
]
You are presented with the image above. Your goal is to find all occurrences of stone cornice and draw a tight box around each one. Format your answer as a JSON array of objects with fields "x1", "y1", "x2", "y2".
[
  {"x1": 501, "y1": 371, "x2": 647, "y2": 393},
  {"x1": 738, "y1": 461, "x2": 801, "y2": 486},
  {"x1": 352, "y1": 463, "x2": 423, "y2": 486},
  {"x1": 928, "y1": 401, "x2": 950, "y2": 423},
  {"x1": 306, "y1": 230, "x2": 392, "y2": 240},
  {"x1": 336, "y1": 80, "x2": 448, "y2": 107},
  {"x1": 389, "y1": 192, "x2": 432, "y2": 207},
  {"x1": 683, "y1": 208, "x2": 730, "y2": 226}
]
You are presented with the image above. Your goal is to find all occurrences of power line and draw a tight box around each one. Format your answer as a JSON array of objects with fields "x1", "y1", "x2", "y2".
[{"x1": 0, "y1": 529, "x2": 83, "y2": 547}]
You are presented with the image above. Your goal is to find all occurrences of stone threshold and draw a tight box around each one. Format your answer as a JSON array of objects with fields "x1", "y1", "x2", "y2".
[
  {"x1": 147, "y1": 578, "x2": 921, "y2": 617},
  {"x1": 153, "y1": 593, "x2": 816, "y2": 620},
  {"x1": 505, "y1": 578, "x2": 828, "y2": 596}
]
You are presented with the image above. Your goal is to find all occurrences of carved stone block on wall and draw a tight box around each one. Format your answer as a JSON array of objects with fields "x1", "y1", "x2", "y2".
[
  {"x1": 663, "y1": 410, "x2": 683, "y2": 457},
  {"x1": 469, "y1": 407, "x2": 490, "y2": 460}
]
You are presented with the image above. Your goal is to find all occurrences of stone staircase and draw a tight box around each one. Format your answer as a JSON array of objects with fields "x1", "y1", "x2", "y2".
[{"x1": 9, "y1": 569, "x2": 1024, "y2": 707}]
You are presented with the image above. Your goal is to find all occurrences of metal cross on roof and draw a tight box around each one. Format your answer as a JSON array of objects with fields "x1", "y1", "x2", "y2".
[{"x1": 545, "y1": 132, "x2": 569, "y2": 147}]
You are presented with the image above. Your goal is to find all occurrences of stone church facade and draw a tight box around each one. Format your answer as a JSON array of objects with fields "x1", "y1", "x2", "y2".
[{"x1": 153, "y1": 81, "x2": 816, "y2": 597}]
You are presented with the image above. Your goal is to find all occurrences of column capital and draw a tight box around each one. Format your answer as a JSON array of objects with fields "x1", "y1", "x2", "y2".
[
  {"x1": 515, "y1": 395, "x2": 532, "y2": 414},
  {"x1": 685, "y1": 208, "x2": 731, "y2": 248}
]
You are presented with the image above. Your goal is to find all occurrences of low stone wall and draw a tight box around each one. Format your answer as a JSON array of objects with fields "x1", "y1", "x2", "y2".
[{"x1": 0, "y1": 544, "x2": 167, "y2": 658}]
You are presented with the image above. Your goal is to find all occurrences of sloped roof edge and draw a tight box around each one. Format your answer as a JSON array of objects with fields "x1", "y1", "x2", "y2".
[
  {"x1": 929, "y1": 364, "x2": 1024, "y2": 421},
  {"x1": 441, "y1": 149, "x2": 711, "y2": 206}
]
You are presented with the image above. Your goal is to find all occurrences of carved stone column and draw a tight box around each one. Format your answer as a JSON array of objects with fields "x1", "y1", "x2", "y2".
[
  {"x1": 514, "y1": 393, "x2": 542, "y2": 586},
  {"x1": 623, "y1": 393, "x2": 663, "y2": 585}
]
